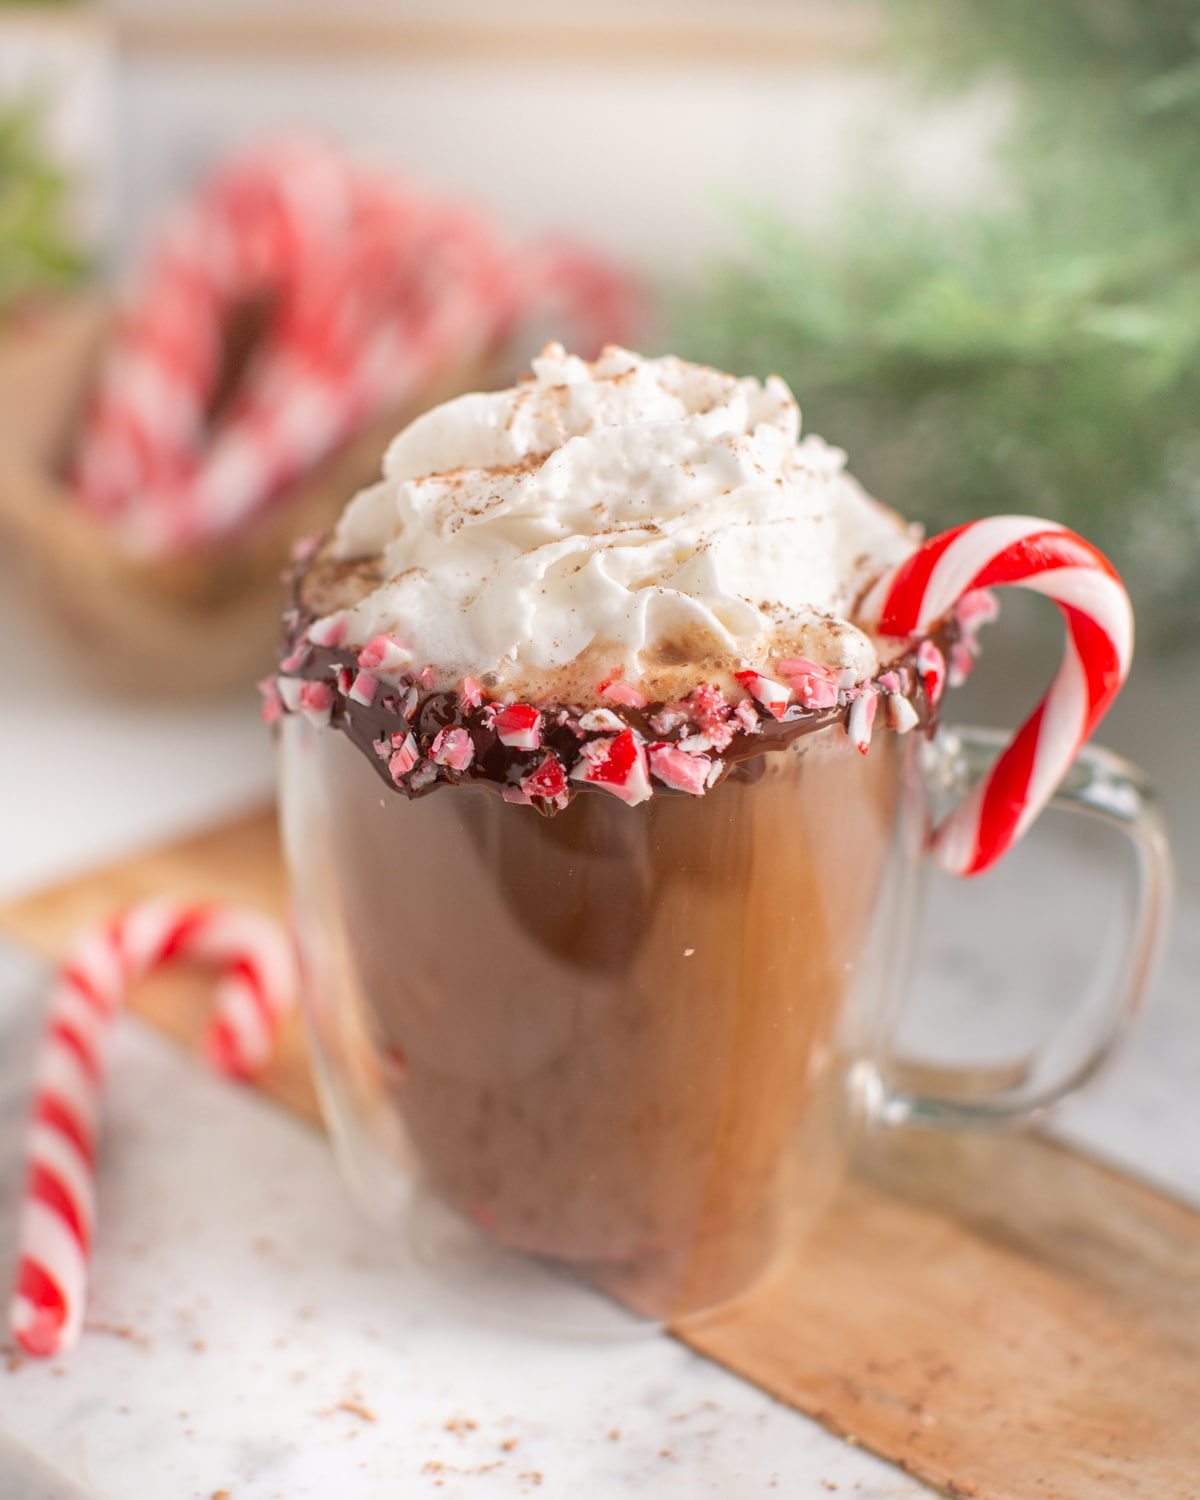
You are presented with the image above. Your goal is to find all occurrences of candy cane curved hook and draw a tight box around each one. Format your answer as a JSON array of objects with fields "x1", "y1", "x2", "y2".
[
  {"x1": 864, "y1": 516, "x2": 1133, "y2": 876},
  {"x1": 9, "y1": 899, "x2": 294, "y2": 1358}
]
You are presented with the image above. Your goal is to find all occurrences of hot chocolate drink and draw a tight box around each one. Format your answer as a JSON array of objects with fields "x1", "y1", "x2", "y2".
[{"x1": 270, "y1": 345, "x2": 955, "y2": 1316}]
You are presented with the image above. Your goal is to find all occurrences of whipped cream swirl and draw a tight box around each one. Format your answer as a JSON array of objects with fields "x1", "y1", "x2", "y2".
[{"x1": 325, "y1": 344, "x2": 916, "y2": 698}]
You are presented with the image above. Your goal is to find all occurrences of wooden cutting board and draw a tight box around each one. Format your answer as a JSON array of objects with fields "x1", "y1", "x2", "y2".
[{"x1": 3, "y1": 809, "x2": 1198, "y2": 1500}]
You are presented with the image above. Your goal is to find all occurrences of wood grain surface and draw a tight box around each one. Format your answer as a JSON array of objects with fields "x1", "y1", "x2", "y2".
[
  {"x1": 110, "y1": 2, "x2": 884, "y2": 67},
  {"x1": 3, "y1": 808, "x2": 1197, "y2": 1499}
]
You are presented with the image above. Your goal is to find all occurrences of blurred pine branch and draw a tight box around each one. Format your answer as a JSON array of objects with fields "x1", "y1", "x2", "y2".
[
  {"x1": 0, "y1": 97, "x2": 85, "y2": 312},
  {"x1": 675, "y1": 1, "x2": 1200, "y2": 643}
]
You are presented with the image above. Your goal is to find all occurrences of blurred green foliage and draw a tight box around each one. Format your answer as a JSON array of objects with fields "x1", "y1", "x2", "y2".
[
  {"x1": 676, "y1": 2, "x2": 1200, "y2": 641},
  {"x1": 0, "y1": 98, "x2": 84, "y2": 313}
]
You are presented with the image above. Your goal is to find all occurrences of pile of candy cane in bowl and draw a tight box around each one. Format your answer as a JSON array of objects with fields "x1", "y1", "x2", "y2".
[{"x1": 0, "y1": 135, "x2": 640, "y2": 697}]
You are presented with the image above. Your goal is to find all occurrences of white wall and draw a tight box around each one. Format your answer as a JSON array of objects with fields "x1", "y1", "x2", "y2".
[
  {"x1": 0, "y1": 3, "x2": 1008, "y2": 277},
  {"x1": 109, "y1": 40, "x2": 1007, "y2": 276}
]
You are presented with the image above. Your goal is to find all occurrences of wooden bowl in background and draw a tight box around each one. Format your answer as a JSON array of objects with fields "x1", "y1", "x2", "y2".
[{"x1": 0, "y1": 298, "x2": 483, "y2": 699}]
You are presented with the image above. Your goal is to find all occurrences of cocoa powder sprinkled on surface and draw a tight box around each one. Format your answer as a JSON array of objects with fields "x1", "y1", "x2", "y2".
[{"x1": 336, "y1": 1399, "x2": 377, "y2": 1422}]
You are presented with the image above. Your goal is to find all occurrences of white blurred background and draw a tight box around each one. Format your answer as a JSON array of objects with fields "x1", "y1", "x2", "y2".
[{"x1": 8, "y1": 0, "x2": 1005, "y2": 272}]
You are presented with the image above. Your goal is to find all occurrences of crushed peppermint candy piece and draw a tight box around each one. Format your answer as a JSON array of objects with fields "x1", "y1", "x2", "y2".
[
  {"x1": 258, "y1": 677, "x2": 284, "y2": 724},
  {"x1": 686, "y1": 684, "x2": 736, "y2": 749},
  {"x1": 848, "y1": 690, "x2": 877, "y2": 754},
  {"x1": 290, "y1": 533, "x2": 322, "y2": 566},
  {"x1": 417, "y1": 666, "x2": 437, "y2": 689},
  {"x1": 956, "y1": 587, "x2": 1000, "y2": 636},
  {"x1": 306, "y1": 613, "x2": 348, "y2": 649},
  {"x1": 733, "y1": 699, "x2": 761, "y2": 735},
  {"x1": 889, "y1": 694, "x2": 920, "y2": 733},
  {"x1": 648, "y1": 743, "x2": 709, "y2": 796},
  {"x1": 948, "y1": 641, "x2": 976, "y2": 689},
  {"x1": 570, "y1": 728, "x2": 652, "y2": 806},
  {"x1": 916, "y1": 641, "x2": 946, "y2": 705},
  {"x1": 502, "y1": 784, "x2": 534, "y2": 805},
  {"x1": 493, "y1": 704, "x2": 542, "y2": 749},
  {"x1": 579, "y1": 707, "x2": 626, "y2": 733},
  {"x1": 734, "y1": 670, "x2": 793, "y2": 721},
  {"x1": 277, "y1": 676, "x2": 303, "y2": 713},
  {"x1": 299, "y1": 680, "x2": 334, "y2": 728},
  {"x1": 878, "y1": 670, "x2": 903, "y2": 695},
  {"x1": 409, "y1": 761, "x2": 438, "y2": 791},
  {"x1": 676, "y1": 733, "x2": 714, "y2": 754},
  {"x1": 388, "y1": 733, "x2": 418, "y2": 780},
  {"x1": 776, "y1": 658, "x2": 839, "y2": 710},
  {"x1": 348, "y1": 671, "x2": 378, "y2": 706},
  {"x1": 430, "y1": 727, "x2": 475, "y2": 771},
  {"x1": 358, "y1": 635, "x2": 413, "y2": 674},
  {"x1": 649, "y1": 704, "x2": 690, "y2": 736},
  {"x1": 599, "y1": 677, "x2": 649, "y2": 709},
  {"x1": 459, "y1": 676, "x2": 484, "y2": 710},
  {"x1": 521, "y1": 753, "x2": 569, "y2": 805},
  {"x1": 279, "y1": 643, "x2": 310, "y2": 673}
]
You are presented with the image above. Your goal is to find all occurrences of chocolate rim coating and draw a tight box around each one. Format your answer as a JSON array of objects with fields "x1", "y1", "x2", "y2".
[{"x1": 269, "y1": 555, "x2": 953, "y2": 812}]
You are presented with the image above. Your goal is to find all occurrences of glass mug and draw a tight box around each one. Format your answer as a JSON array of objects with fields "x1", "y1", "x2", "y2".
[{"x1": 279, "y1": 698, "x2": 1170, "y2": 1327}]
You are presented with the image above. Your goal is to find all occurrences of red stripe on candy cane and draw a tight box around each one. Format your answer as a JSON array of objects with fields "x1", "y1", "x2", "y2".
[
  {"x1": 13, "y1": 1201, "x2": 88, "y2": 1357},
  {"x1": 27, "y1": 1162, "x2": 90, "y2": 1255},
  {"x1": 47, "y1": 1019, "x2": 102, "y2": 1085},
  {"x1": 9, "y1": 900, "x2": 295, "y2": 1359},
  {"x1": 29, "y1": 1122, "x2": 95, "y2": 1244},
  {"x1": 867, "y1": 517, "x2": 1133, "y2": 876},
  {"x1": 34, "y1": 1095, "x2": 94, "y2": 1169},
  {"x1": 58, "y1": 964, "x2": 110, "y2": 1017},
  {"x1": 14, "y1": 1254, "x2": 73, "y2": 1360}
]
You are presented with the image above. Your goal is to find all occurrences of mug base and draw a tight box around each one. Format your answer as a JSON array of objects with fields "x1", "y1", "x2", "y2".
[{"x1": 405, "y1": 1183, "x2": 664, "y2": 1340}]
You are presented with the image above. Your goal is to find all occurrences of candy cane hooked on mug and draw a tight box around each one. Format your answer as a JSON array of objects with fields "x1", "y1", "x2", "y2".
[
  {"x1": 9, "y1": 899, "x2": 294, "y2": 1359},
  {"x1": 864, "y1": 516, "x2": 1134, "y2": 878}
]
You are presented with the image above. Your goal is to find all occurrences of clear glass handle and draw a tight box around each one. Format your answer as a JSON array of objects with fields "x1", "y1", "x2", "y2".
[{"x1": 878, "y1": 726, "x2": 1173, "y2": 1130}]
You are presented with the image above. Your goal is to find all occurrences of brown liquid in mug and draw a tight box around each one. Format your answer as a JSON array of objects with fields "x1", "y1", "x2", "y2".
[{"x1": 316, "y1": 724, "x2": 908, "y2": 1317}]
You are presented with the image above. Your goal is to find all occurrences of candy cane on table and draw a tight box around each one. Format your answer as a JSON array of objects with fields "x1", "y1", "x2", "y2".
[
  {"x1": 9, "y1": 899, "x2": 294, "y2": 1360},
  {"x1": 863, "y1": 516, "x2": 1134, "y2": 878}
]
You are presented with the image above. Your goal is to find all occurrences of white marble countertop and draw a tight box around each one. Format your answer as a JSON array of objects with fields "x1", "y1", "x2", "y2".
[
  {"x1": 0, "y1": 942, "x2": 937, "y2": 1500},
  {"x1": 1, "y1": 584, "x2": 1197, "y2": 1499}
]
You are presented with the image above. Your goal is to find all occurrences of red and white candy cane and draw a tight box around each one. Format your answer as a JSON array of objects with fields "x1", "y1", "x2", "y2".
[
  {"x1": 73, "y1": 137, "x2": 641, "y2": 556},
  {"x1": 865, "y1": 516, "x2": 1133, "y2": 877},
  {"x1": 9, "y1": 899, "x2": 294, "y2": 1359}
]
